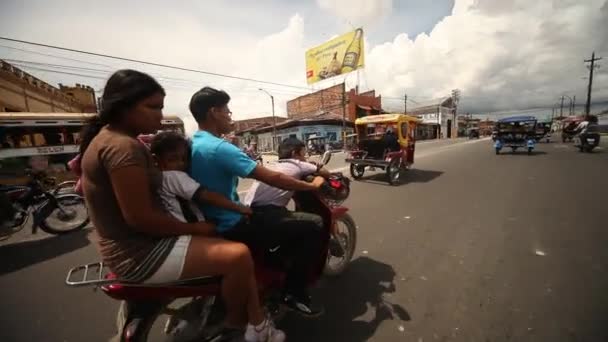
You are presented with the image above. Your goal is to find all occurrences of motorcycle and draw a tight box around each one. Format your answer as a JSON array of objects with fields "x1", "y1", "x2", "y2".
[
  {"x1": 0, "y1": 170, "x2": 89, "y2": 241},
  {"x1": 65, "y1": 151, "x2": 357, "y2": 342},
  {"x1": 574, "y1": 130, "x2": 600, "y2": 153}
]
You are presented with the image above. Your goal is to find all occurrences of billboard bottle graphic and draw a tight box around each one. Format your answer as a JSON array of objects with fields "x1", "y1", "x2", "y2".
[
  {"x1": 341, "y1": 29, "x2": 363, "y2": 73},
  {"x1": 329, "y1": 52, "x2": 341, "y2": 76}
]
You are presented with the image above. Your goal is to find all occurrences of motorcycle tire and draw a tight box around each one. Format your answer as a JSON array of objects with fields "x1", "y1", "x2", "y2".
[
  {"x1": 386, "y1": 158, "x2": 402, "y2": 186},
  {"x1": 39, "y1": 194, "x2": 89, "y2": 235},
  {"x1": 112, "y1": 301, "x2": 164, "y2": 342},
  {"x1": 52, "y1": 181, "x2": 78, "y2": 196},
  {"x1": 324, "y1": 213, "x2": 357, "y2": 277},
  {"x1": 117, "y1": 297, "x2": 218, "y2": 342},
  {"x1": 350, "y1": 164, "x2": 365, "y2": 179}
]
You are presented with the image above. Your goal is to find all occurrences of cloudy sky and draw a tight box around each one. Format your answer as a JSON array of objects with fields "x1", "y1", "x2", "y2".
[{"x1": 1, "y1": 0, "x2": 607, "y2": 131}]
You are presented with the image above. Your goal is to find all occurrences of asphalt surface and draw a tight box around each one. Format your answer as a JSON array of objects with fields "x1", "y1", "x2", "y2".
[{"x1": 1, "y1": 137, "x2": 607, "y2": 342}]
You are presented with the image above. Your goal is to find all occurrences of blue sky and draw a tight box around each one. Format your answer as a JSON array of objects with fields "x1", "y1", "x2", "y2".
[{"x1": 0, "y1": 0, "x2": 607, "y2": 131}]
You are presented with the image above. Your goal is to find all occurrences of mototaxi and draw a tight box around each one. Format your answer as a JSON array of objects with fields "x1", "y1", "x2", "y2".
[
  {"x1": 345, "y1": 114, "x2": 419, "y2": 185},
  {"x1": 561, "y1": 116, "x2": 585, "y2": 142},
  {"x1": 493, "y1": 116, "x2": 537, "y2": 155}
]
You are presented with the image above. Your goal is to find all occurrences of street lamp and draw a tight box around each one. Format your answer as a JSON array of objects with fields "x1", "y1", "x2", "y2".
[{"x1": 259, "y1": 88, "x2": 276, "y2": 151}]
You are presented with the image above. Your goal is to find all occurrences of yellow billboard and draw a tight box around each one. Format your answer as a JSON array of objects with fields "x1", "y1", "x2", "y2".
[{"x1": 305, "y1": 28, "x2": 364, "y2": 84}]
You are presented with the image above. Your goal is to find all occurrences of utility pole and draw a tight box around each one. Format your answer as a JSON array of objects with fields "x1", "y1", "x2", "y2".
[
  {"x1": 451, "y1": 89, "x2": 460, "y2": 139},
  {"x1": 560, "y1": 95, "x2": 564, "y2": 117},
  {"x1": 342, "y1": 83, "x2": 346, "y2": 149},
  {"x1": 572, "y1": 95, "x2": 576, "y2": 116},
  {"x1": 258, "y1": 88, "x2": 276, "y2": 151},
  {"x1": 584, "y1": 51, "x2": 602, "y2": 118},
  {"x1": 404, "y1": 93, "x2": 407, "y2": 114}
]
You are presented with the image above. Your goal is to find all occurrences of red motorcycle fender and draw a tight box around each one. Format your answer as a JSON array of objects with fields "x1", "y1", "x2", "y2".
[{"x1": 331, "y1": 206, "x2": 349, "y2": 219}]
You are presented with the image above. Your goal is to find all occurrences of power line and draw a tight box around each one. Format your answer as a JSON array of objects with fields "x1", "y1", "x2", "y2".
[
  {"x1": 0, "y1": 36, "x2": 311, "y2": 90},
  {"x1": 1, "y1": 36, "x2": 435, "y2": 103},
  {"x1": 0, "y1": 44, "x2": 113, "y2": 68}
]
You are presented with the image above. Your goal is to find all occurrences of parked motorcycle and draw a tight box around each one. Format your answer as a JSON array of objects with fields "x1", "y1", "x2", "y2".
[
  {"x1": 65, "y1": 152, "x2": 356, "y2": 342},
  {"x1": 0, "y1": 170, "x2": 89, "y2": 241}
]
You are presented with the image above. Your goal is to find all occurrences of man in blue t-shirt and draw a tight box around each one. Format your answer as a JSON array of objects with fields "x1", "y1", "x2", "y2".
[{"x1": 189, "y1": 86, "x2": 325, "y2": 317}]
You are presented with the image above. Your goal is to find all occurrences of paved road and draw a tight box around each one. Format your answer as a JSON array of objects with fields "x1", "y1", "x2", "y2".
[{"x1": 1, "y1": 138, "x2": 607, "y2": 341}]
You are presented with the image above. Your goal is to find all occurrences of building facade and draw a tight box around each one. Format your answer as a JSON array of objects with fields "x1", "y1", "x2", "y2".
[
  {"x1": 286, "y1": 83, "x2": 382, "y2": 122},
  {"x1": 408, "y1": 97, "x2": 457, "y2": 139},
  {"x1": 237, "y1": 112, "x2": 354, "y2": 152},
  {"x1": 0, "y1": 60, "x2": 97, "y2": 113}
]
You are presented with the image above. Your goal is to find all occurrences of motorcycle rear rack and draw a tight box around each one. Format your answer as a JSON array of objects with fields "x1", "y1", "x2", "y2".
[
  {"x1": 66, "y1": 262, "x2": 223, "y2": 288},
  {"x1": 65, "y1": 262, "x2": 115, "y2": 287}
]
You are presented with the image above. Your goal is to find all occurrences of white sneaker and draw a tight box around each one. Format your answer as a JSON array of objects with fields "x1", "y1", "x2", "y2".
[{"x1": 244, "y1": 318, "x2": 286, "y2": 342}]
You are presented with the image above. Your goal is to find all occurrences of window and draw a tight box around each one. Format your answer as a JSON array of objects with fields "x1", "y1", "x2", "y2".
[{"x1": 326, "y1": 132, "x2": 337, "y2": 141}]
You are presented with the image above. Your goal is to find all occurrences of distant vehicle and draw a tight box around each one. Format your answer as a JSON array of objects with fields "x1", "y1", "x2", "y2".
[
  {"x1": 468, "y1": 128, "x2": 480, "y2": 139},
  {"x1": 306, "y1": 135, "x2": 327, "y2": 155},
  {"x1": 345, "y1": 114, "x2": 420, "y2": 185},
  {"x1": 573, "y1": 117, "x2": 601, "y2": 153},
  {"x1": 493, "y1": 116, "x2": 537, "y2": 155},
  {"x1": 0, "y1": 113, "x2": 185, "y2": 180},
  {"x1": 534, "y1": 122, "x2": 551, "y2": 142},
  {"x1": 561, "y1": 116, "x2": 585, "y2": 143}
]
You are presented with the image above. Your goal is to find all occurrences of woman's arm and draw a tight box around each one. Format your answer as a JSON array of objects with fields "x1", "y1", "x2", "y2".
[
  {"x1": 194, "y1": 189, "x2": 252, "y2": 215},
  {"x1": 110, "y1": 165, "x2": 215, "y2": 237}
]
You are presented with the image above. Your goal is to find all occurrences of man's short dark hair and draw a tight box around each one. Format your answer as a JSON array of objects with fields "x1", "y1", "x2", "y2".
[
  {"x1": 189, "y1": 87, "x2": 230, "y2": 123},
  {"x1": 278, "y1": 137, "x2": 305, "y2": 159},
  {"x1": 150, "y1": 131, "x2": 190, "y2": 157}
]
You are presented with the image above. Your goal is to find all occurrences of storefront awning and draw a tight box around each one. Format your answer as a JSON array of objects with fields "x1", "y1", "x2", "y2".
[{"x1": 357, "y1": 105, "x2": 381, "y2": 111}]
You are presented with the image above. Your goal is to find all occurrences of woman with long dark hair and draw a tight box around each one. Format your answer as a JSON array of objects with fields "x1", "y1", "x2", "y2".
[{"x1": 80, "y1": 70, "x2": 284, "y2": 341}]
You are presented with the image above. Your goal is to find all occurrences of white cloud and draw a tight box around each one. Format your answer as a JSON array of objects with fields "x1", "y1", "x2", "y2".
[
  {"x1": 365, "y1": 0, "x2": 608, "y2": 114},
  {"x1": 1, "y1": 0, "x2": 607, "y2": 131},
  {"x1": 316, "y1": 0, "x2": 393, "y2": 25}
]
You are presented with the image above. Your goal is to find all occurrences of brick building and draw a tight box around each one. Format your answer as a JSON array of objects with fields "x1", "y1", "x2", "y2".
[
  {"x1": 232, "y1": 115, "x2": 288, "y2": 133},
  {"x1": 479, "y1": 119, "x2": 496, "y2": 136},
  {"x1": 0, "y1": 59, "x2": 97, "y2": 113},
  {"x1": 286, "y1": 83, "x2": 382, "y2": 122}
]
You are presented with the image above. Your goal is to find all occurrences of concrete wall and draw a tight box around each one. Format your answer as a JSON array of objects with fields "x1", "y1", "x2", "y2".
[{"x1": 0, "y1": 60, "x2": 95, "y2": 113}]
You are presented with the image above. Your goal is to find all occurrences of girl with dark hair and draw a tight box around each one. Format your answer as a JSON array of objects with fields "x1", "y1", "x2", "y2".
[{"x1": 80, "y1": 70, "x2": 283, "y2": 341}]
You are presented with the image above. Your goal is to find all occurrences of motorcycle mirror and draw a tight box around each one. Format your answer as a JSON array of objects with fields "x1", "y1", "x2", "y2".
[{"x1": 321, "y1": 151, "x2": 332, "y2": 166}]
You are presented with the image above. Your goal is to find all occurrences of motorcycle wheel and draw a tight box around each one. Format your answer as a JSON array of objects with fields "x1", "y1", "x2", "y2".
[
  {"x1": 386, "y1": 158, "x2": 402, "y2": 186},
  {"x1": 349, "y1": 164, "x2": 365, "y2": 179},
  {"x1": 0, "y1": 210, "x2": 28, "y2": 241},
  {"x1": 52, "y1": 181, "x2": 77, "y2": 195},
  {"x1": 115, "y1": 297, "x2": 218, "y2": 342},
  {"x1": 324, "y1": 213, "x2": 357, "y2": 277},
  {"x1": 585, "y1": 145, "x2": 594, "y2": 153},
  {"x1": 39, "y1": 194, "x2": 89, "y2": 235}
]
